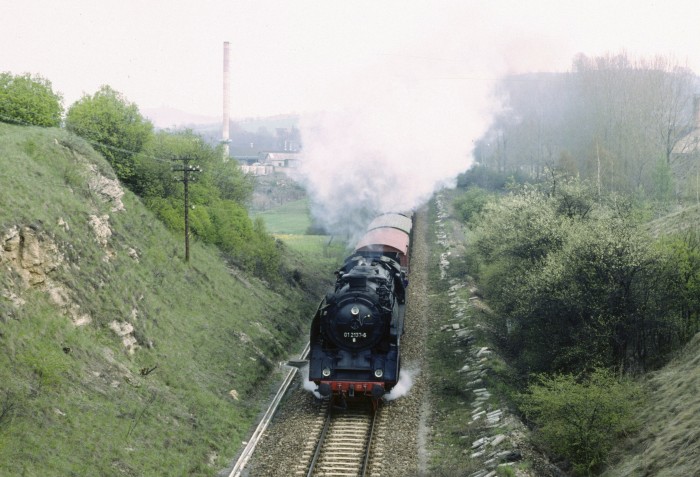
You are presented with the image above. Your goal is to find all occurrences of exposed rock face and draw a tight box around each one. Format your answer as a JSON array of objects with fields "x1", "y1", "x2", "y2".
[
  {"x1": 1, "y1": 225, "x2": 63, "y2": 286},
  {"x1": 1, "y1": 224, "x2": 93, "y2": 327},
  {"x1": 87, "y1": 164, "x2": 125, "y2": 212},
  {"x1": 109, "y1": 320, "x2": 139, "y2": 354},
  {"x1": 1, "y1": 161, "x2": 134, "y2": 349}
]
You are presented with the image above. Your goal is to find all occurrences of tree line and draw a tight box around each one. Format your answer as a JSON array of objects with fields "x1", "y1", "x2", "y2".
[
  {"x1": 0, "y1": 72, "x2": 280, "y2": 280},
  {"x1": 474, "y1": 53, "x2": 700, "y2": 202}
]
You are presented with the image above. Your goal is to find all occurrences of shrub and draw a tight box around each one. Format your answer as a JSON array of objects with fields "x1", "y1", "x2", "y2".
[
  {"x1": 65, "y1": 85, "x2": 153, "y2": 186},
  {"x1": 518, "y1": 368, "x2": 643, "y2": 476},
  {"x1": 453, "y1": 187, "x2": 491, "y2": 224},
  {"x1": 0, "y1": 72, "x2": 63, "y2": 127}
]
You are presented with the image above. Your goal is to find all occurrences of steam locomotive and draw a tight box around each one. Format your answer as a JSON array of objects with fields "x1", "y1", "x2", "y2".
[{"x1": 308, "y1": 213, "x2": 412, "y2": 401}]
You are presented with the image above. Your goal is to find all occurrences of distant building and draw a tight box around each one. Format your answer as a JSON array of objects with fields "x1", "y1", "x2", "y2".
[
  {"x1": 260, "y1": 152, "x2": 301, "y2": 168},
  {"x1": 238, "y1": 152, "x2": 302, "y2": 176}
]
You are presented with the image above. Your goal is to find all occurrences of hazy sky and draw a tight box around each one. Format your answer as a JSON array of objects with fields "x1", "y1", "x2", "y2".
[
  {"x1": 5, "y1": 1, "x2": 700, "y2": 231},
  {"x1": 3, "y1": 0, "x2": 700, "y2": 120}
]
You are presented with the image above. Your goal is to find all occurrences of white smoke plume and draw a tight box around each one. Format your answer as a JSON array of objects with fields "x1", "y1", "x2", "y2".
[
  {"x1": 384, "y1": 367, "x2": 419, "y2": 402},
  {"x1": 294, "y1": 5, "x2": 507, "y2": 239}
]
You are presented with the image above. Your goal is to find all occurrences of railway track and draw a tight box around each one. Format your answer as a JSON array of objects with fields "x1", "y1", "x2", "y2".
[
  {"x1": 228, "y1": 342, "x2": 310, "y2": 477},
  {"x1": 297, "y1": 402, "x2": 382, "y2": 477}
]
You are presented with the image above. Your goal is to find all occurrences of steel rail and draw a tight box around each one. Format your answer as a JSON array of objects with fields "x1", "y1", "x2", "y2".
[
  {"x1": 228, "y1": 341, "x2": 311, "y2": 477},
  {"x1": 305, "y1": 404, "x2": 377, "y2": 477},
  {"x1": 360, "y1": 406, "x2": 378, "y2": 477},
  {"x1": 306, "y1": 405, "x2": 333, "y2": 477}
]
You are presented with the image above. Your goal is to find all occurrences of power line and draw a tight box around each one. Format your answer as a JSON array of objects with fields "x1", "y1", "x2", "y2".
[{"x1": 0, "y1": 112, "x2": 183, "y2": 166}]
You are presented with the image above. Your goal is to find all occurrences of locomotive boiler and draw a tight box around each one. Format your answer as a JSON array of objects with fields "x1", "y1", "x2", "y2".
[{"x1": 308, "y1": 213, "x2": 412, "y2": 401}]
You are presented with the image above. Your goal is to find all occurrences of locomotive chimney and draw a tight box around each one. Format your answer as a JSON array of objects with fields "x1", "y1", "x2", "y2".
[{"x1": 222, "y1": 41, "x2": 231, "y2": 161}]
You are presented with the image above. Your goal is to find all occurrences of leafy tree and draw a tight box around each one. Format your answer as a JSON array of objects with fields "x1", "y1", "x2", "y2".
[
  {"x1": 65, "y1": 85, "x2": 153, "y2": 186},
  {"x1": 133, "y1": 130, "x2": 253, "y2": 204},
  {"x1": 474, "y1": 53, "x2": 697, "y2": 199},
  {"x1": 0, "y1": 72, "x2": 63, "y2": 127},
  {"x1": 518, "y1": 369, "x2": 643, "y2": 476},
  {"x1": 135, "y1": 129, "x2": 277, "y2": 279},
  {"x1": 651, "y1": 158, "x2": 674, "y2": 203},
  {"x1": 475, "y1": 185, "x2": 567, "y2": 265},
  {"x1": 453, "y1": 187, "x2": 491, "y2": 224},
  {"x1": 474, "y1": 179, "x2": 687, "y2": 373}
]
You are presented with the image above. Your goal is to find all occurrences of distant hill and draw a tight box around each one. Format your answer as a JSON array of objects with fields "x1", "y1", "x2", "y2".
[
  {"x1": 142, "y1": 106, "x2": 299, "y2": 133},
  {"x1": 141, "y1": 106, "x2": 219, "y2": 129}
]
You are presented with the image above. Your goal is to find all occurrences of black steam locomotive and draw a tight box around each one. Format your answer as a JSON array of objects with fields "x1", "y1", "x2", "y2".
[{"x1": 308, "y1": 213, "x2": 412, "y2": 401}]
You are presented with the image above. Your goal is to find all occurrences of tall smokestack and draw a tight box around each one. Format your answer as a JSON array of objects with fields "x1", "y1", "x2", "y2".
[{"x1": 223, "y1": 41, "x2": 231, "y2": 160}]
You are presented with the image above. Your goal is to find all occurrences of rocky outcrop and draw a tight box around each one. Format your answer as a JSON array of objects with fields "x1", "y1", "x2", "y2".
[
  {"x1": 1, "y1": 223, "x2": 93, "y2": 326},
  {"x1": 86, "y1": 164, "x2": 125, "y2": 212},
  {"x1": 109, "y1": 320, "x2": 139, "y2": 355},
  {"x1": 1, "y1": 225, "x2": 62, "y2": 286}
]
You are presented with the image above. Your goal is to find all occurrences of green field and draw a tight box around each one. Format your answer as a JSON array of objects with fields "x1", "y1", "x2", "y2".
[
  {"x1": 253, "y1": 198, "x2": 312, "y2": 234},
  {"x1": 253, "y1": 197, "x2": 350, "y2": 272}
]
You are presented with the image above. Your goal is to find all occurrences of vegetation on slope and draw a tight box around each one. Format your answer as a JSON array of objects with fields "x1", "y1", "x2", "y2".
[
  {"x1": 0, "y1": 122, "x2": 332, "y2": 475},
  {"x1": 449, "y1": 168, "x2": 700, "y2": 475},
  {"x1": 603, "y1": 333, "x2": 700, "y2": 477}
]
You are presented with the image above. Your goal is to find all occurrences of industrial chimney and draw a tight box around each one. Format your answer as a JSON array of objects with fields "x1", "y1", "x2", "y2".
[{"x1": 222, "y1": 41, "x2": 231, "y2": 160}]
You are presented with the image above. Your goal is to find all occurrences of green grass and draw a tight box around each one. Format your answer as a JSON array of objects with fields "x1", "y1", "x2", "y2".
[
  {"x1": 0, "y1": 122, "x2": 328, "y2": 476},
  {"x1": 603, "y1": 333, "x2": 700, "y2": 476},
  {"x1": 252, "y1": 197, "x2": 312, "y2": 234},
  {"x1": 646, "y1": 203, "x2": 700, "y2": 238},
  {"x1": 277, "y1": 234, "x2": 348, "y2": 262}
]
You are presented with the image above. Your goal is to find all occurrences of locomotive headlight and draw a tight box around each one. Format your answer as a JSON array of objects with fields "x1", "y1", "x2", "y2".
[
  {"x1": 374, "y1": 369, "x2": 384, "y2": 378},
  {"x1": 322, "y1": 367, "x2": 331, "y2": 377},
  {"x1": 351, "y1": 306, "x2": 360, "y2": 316}
]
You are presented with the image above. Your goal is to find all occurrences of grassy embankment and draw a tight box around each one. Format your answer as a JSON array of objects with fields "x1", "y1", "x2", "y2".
[{"x1": 0, "y1": 123, "x2": 340, "y2": 476}]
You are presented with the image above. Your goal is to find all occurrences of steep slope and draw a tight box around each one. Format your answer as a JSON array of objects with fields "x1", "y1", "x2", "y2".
[
  {"x1": 603, "y1": 204, "x2": 700, "y2": 476},
  {"x1": 0, "y1": 123, "x2": 318, "y2": 475},
  {"x1": 646, "y1": 203, "x2": 700, "y2": 238},
  {"x1": 604, "y1": 333, "x2": 700, "y2": 476}
]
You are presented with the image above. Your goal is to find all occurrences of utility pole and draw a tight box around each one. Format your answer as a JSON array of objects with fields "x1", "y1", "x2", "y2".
[{"x1": 173, "y1": 158, "x2": 201, "y2": 262}]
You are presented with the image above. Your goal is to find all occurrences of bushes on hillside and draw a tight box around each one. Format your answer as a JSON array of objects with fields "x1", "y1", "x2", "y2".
[
  {"x1": 2, "y1": 76, "x2": 282, "y2": 282},
  {"x1": 453, "y1": 187, "x2": 491, "y2": 223},
  {"x1": 470, "y1": 177, "x2": 696, "y2": 374},
  {"x1": 65, "y1": 86, "x2": 153, "y2": 187},
  {"x1": 518, "y1": 369, "x2": 642, "y2": 476},
  {"x1": 0, "y1": 72, "x2": 63, "y2": 127},
  {"x1": 135, "y1": 130, "x2": 278, "y2": 280}
]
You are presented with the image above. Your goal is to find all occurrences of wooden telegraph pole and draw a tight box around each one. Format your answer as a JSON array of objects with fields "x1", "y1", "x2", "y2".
[{"x1": 173, "y1": 158, "x2": 201, "y2": 262}]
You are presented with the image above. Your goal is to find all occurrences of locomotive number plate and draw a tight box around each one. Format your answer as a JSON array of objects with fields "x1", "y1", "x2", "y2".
[{"x1": 344, "y1": 332, "x2": 367, "y2": 338}]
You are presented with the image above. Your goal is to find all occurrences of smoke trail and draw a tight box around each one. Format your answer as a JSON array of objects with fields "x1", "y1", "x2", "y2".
[
  {"x1": 384, "y1": 367, "x2": 419, "y2": 402},
  {"x1": 294, "y1": 19, "x2": 503, "y2": 239}
]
